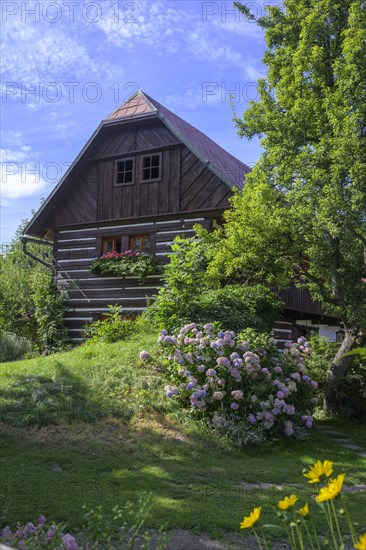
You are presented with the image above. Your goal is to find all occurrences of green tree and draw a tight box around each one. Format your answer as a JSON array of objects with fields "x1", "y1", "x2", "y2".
[
  {"x1": 0, "y1": 219, "x2": 68, "y2": 354},
  {"x1": 145, "y1": 236, "x2": 282, "y2": 333},
  {"x1": 201, "y1": 0, "x2": 366, "y2": 412}
]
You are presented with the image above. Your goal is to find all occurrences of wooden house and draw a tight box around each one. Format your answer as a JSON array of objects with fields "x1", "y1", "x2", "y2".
[{"x1": 23, "y1": 91, "x2": 339, "y2": 344}]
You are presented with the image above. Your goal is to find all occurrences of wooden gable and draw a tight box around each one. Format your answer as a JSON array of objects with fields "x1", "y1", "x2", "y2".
[{"x1": 24, "y1": 91, "x2": 250, "y2": 237}]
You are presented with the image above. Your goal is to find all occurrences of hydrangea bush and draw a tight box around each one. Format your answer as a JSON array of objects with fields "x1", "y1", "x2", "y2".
[{"x1": 144, "y1": 324, "x2": 318, "y2": 443}]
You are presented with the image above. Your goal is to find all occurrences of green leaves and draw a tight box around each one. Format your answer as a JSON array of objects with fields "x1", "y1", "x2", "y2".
[
  {"x1": 90, "y1": 254, "x2": 158, "y2": 283},
  {"x1": 206, "y1": 0, "x2": 366, "y2": 332},
  {"x1": 0, "y1": 219, "x2": 68, "y2": 354}
]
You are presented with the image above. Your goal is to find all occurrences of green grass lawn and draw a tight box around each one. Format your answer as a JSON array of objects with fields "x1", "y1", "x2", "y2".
[{"x1": 1, "y1": 333, "x2": 365, "y2": 544}]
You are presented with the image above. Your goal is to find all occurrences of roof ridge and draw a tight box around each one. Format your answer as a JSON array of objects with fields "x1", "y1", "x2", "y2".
[{"x1": 105, "y1": 90, "x2": 157, "y2": 121}]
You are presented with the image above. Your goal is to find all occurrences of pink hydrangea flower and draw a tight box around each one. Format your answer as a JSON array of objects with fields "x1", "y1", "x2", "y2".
[
  {"x1": 212, "y1": 391, "x2": 224, "y2": 400},
  {"x1": 206, "y1": 368, "x2": 217, "y2": 377},
  {"x1": 47, "y1": 527, "x2": 57, "y2": 540},
  {"x1": 62, "y1": 534, "x2": 79, "y2": 550},
  {"x1": 231, "y1": 390, "x2": 243, "y2": 400},
  {"x1": 284, "y1": 420, "x2": 293, "y2": 437},
  {"x1": 217, "y1": 357, "x2": 230, "y2": 367},
  {"x1": 38, "y1": 515, "x2": 46, "y2": 525}
]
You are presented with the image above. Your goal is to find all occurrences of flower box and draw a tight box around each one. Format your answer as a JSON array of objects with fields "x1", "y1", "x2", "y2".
[{"x1": 89, "y1": 250, "x2": 158, "y2": 282}]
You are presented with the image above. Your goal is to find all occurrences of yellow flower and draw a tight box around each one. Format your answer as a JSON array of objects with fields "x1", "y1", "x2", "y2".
[
  {"x1": 316, "y1": 473, "x2": 345, "y2": 502},
  {"x1": 240, "y1": 507, "x2": 261, "y2": 529},
  {"x1": 304, "y1": 460, "x2": 334, "y2": 484},
  {"x1": 278, "y1": 494, "x2": 298, "y2": 510},
  {"x1": 298, "y1": 503, "x2": 309, "y2": 517},
  {"x1": 354, "y1": 533, "x2": 366, "y2": 550}
]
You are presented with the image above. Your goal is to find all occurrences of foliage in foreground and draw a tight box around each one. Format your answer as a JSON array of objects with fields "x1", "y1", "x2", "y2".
[
  {"x1": 82, "y1": 305, "x2": 136, "y2": 343},
  {"x1": 142, "y1": 323, "x2": 318, "y2": 444},
  {"x1": 240, "y1": 459, "x2": 365, "y2": 550},
  {"x1": 201, "y1": 0, "x2": 366, "y2": 412},
  {"x1": 83, "y1": 306, "x2": 157, "y2": 346},
  {"x1": 305, "y1": 339, "x2": 366, "y2": 418},
  {"x1": 337, "y1": 347, "x2": 366, "y2": 417},
  {"x1": 0, "y1": 494, "x2": 168, "y2": 549},
  {"x1": 0, "y1": 219, "x2": 68, "y2": 355},
  {"x1": 145, "y1": 236, "x2": 282, "y2": 333}
]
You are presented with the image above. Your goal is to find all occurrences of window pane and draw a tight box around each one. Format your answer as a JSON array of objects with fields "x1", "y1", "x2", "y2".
[
  {"x1": 133, "y1": 238, "x2": 141, "y2": 252},
  {"x1": 143, "y1": 237, "x2": 150, "y2": 253},
  {"x1": 141, "y1": 155, "x2": 161, "y2": 180},
  {"x1": 102, "y1": 237, "x2": 121, "y2": 254},
  {"x1": 124, "y1": 171, "x2": 133, "y2": 183},
  {"x1": 151, "y1": 167, "x2": 159, "y2": 179},
  {"x1": 116, "y1": 159, "x2": 134, "y2": 185}
]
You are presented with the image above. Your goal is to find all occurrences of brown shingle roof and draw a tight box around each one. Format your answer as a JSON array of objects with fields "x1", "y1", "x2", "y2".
[
  {"x1": 105, "y1": 91, "x2": 250, "y2": 189},
  {"x1": 106, "y1": 92, "x2": 155, "y2": 120}
]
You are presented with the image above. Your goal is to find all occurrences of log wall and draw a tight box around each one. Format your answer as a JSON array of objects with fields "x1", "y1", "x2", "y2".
[{"x1": 54, "y1": 216, "x2": 211, "y2": 340}]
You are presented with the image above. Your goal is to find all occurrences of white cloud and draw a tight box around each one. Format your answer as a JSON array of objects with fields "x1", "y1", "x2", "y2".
[
  {"x1": 1, "y1": 26, "x2": 98, "y2": 83},
  {"x1": 1, "y1": 4, "x2": 124, "y2": 110},
  {"x1": 0, "y1": 147, "x2": 33, "y2": 163},
  {"x1": 95, "y1": 1, "x2": 185, "y2": 52},
  {"x1": 164, "y1": 86, "x2": 224, "y2": 109},
  {"x1": 0, "y1": 147, "x2": 46, "y2": 200},
  {"x1": 1, "y1": 169, "x2": 47, "y2": 200}
]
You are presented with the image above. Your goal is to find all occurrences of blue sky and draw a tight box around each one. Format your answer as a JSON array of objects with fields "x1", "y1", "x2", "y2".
[{"x1": 0, "y1": 0, "x2": 271, "y2": 244}]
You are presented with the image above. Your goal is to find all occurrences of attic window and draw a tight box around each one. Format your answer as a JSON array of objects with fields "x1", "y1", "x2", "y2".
[
  {"x1": 115, "y1": 158, "x2": 134, "y2": 185},
  {"x1": 141, "y1": 153, "x2": 161, "y2": 182}
]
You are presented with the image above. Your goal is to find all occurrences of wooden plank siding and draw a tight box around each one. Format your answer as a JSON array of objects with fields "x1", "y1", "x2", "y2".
[
  {"x1": 278, "y1": 286, "x2": 323, "y2": 317},
  {"x1": 54, "y1": 217, "x2": 212, "y2": 340},
  {"x1": 180, "y1": 148, "x2": 232, "y2": 211}
]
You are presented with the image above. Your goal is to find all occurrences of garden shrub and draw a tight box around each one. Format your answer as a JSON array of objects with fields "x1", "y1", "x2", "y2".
[
  {"x1": 191, "y1": 285, "x2": 282, "y2": 334},
  {"x1": 142, "y1": 324, "x2": 318, "y2": 444},
  {"x1": 145, "y1": 236, "x2": 282, "y2": 333},
  {"x1": 304, "y1": 336, "x2": 340, "y2": 393},
  {"x1": 0, "y1": 219, "x2": 68, "y2": 354},
  {"x1": 0, "y1": 331, "x2": 32, "y2": 363},
  {"x1": 83, "y1": 305, "x2": 135, "y2": 343},
  {"x1": 305, "y1": 339, "x2": 366, "y2": 418},
  {"x1": 335, "y1": 347, "x2": 366, "y2": 418}
]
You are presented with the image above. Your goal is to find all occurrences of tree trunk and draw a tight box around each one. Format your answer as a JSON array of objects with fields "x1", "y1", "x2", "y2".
[{"x1": 323, "y1": 329, "x2": 356, "y2": 414}]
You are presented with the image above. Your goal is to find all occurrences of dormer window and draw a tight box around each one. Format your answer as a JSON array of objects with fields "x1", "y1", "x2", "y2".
[
  {"x1": 141, "y1": 153, "x2": 161, "y2": 182},
  {"x1": 115, "y1": 158, "x2": 134, "y2": 185}
]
